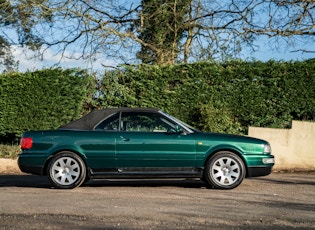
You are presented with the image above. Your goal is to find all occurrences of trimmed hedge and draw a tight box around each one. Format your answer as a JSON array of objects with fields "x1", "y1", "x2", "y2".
[
  {"x1": 99, "y1": 60, "x2": 315, "y2": 133},
  {"x1": 1, "y1": 60, "x2": 314, "y2": 143},
  {"x1": 0, "y1": 68, "x2": 94, "y2": 142}
]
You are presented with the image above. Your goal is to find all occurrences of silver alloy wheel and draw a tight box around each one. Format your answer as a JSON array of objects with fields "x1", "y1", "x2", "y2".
[
  {"x1": 211, "y1": 156, "x2": 241, "y2": 186},
  {"x1": 51, "y1": 156, "x2": 81, "y2": 186}
]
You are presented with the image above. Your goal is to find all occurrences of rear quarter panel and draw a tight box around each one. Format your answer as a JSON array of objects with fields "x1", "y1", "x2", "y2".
[{"x1": 19, "y1": 130, "x2": 116, "y2": 171}]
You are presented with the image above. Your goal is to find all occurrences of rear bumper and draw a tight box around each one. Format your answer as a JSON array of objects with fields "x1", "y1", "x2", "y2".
[
  {"x1": 18, "y1": 164, "x2": 43, "y2": 175},
  {"x1": 18, "y1": 154, "x2": 46, "y2": 176}
]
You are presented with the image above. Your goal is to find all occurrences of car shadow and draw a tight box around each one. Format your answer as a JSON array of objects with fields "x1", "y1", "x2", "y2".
[
  {"x1": 84, "y1": 178, "x2": 207, "y2": 189},
  {"x1": 0, "y1": 174, "x2": 207, "y2": 189},
  {"x1": 0, "y1": 174, "x2": 51, "y2": 188},
  {"x1": 252, "y1": 173, "x2": 315, "y2": 186}
]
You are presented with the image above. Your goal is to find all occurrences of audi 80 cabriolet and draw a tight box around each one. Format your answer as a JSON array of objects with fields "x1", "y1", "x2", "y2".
[{"x1": 18, "y1": 108, "x2": 274, "y2": 189}]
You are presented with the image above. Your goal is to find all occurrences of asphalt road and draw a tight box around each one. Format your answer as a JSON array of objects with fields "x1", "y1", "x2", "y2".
[{"x1": 0, "y1": 172, "x2": 314, "y2": 229}]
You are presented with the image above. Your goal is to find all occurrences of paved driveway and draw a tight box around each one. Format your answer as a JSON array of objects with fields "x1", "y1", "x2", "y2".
[{"x1": 0, "y1": 172, "x2": 315, "y2": 229}]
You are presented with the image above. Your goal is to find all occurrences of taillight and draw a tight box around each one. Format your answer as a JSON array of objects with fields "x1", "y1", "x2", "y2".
[{"x1": 20, "y1": 137, "x2": 33, "y2": 150}]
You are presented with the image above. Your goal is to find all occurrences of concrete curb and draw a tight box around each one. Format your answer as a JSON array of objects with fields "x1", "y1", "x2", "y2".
[{"x1": 0, "y1": 159, "x2": 21, "y2": 174}]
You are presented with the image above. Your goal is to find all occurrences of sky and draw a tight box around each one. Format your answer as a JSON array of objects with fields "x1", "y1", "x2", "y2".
[
  {"x1": 12, "y1": 47, "x2": 114, "y2": 73},
  {"x1": 11, "y1": 37, "x2": 315, "y2": 73},
  {"x1": 1, "y1": 0, "x2": 314, "y2": 73},
  {"x1": 244, "y1": 37, "x2": 315, "y2": 62}
]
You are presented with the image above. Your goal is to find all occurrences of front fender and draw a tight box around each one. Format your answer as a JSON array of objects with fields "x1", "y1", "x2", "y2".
[{"x1": 196, "y1": 143, "x2": 245, "y2": 168}]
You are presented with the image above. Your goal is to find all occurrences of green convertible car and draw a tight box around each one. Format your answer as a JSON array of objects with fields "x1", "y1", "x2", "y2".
[{"x1": 18, "y1": 108, "x2": 274, "y2": 189}]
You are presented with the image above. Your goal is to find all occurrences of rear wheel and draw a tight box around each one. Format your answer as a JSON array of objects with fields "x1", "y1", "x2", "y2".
[
  {"x1": 204, "y1": 151, "x2": 245, "y2": 189},
  {"x1": 47, "y1": 152, "x2": 86, "y2": 189}
]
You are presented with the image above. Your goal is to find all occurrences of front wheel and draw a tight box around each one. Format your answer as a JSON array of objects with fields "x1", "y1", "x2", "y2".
[
  {"x1": 47, "y1": 152, "x2": 86, "y2": 189},
  {"x1": 204, "y1": 151, "x2": 245, "y2": 189}
]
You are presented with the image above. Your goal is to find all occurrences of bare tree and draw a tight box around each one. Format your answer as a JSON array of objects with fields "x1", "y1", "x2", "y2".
[
  {"x1": 243, "y1": 0, "x2": 315, "y2": 53},
  {"x1": 0, "y1": 0, "x2": 22, "y2": 72},
  {"x1": 1, "y1": 0, "x2": 314, "y2": 67}
]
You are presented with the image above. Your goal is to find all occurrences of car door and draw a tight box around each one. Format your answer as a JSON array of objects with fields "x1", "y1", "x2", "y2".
[
  {"x1": 85, "y1": 112, "x2": 120, "y2": 170},
  {"x1": 80, "y1": 131, "x2": 117, "y2": 169},
  {"x1": 115, "y1": 112, "x2": 197, "y2": 169}
]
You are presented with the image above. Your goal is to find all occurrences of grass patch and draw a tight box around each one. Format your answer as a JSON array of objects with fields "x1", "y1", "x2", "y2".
[{"x1": 0, "y1": 144, "x2": 20, "y2": 159}]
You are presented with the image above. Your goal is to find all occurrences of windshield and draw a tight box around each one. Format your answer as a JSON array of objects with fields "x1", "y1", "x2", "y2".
[{"x1": 159, "y1": 111, "x2": 201, "y2": 133}]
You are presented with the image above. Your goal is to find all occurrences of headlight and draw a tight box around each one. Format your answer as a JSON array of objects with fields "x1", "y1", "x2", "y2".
[{"x1": 263, "y1": 144, "x2": 271, "y2": 154}]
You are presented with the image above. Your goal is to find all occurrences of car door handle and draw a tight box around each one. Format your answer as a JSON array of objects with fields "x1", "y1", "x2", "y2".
[{"x1": 120, "y1": 136, "x2": 130, "y2": 141}]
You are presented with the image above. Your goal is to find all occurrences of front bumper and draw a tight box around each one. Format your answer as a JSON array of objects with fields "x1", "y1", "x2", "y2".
[
  {"x1": 247, "y1": 166, "x2": 273, "y2": 177},
  {"x1": 244, "y1": 154, "x2": 275, "y2": 177}
]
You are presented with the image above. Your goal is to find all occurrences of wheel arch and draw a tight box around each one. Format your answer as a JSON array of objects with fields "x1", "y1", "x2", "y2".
[
  {"x1": 203, "y1": 145, "x2": 248, "y2": 177},
  {"x1": 43, "y1": 149, "x2": 88, "y2": 176}
]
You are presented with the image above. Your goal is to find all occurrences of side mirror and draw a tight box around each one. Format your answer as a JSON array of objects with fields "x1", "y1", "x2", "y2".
[
  {"x1": 175, "y1": 125, "x2": 184, "y2": 133},
  {"x1": 167, "y1": 125, "x2": 184, "y2": 134}
]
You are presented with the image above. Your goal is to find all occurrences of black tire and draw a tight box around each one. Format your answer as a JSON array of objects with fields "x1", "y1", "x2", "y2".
[
  {"x1": 47, "y1": 152, "x2": 86, "y2": 189},
  {"x1": 204, "y1": 151, "x2": 245, "y2": 189},
  {"x1": 83, "y1": 173, "x2": 91, "y2": 184}
]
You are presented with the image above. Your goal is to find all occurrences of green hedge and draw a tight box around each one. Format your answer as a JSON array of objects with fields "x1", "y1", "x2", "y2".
[
  {"x1": 100, "y1": 60, "x2": 315, "y2": 134},
  {"x1": 1, "y1": 60, "x2": 314, "y2": 143},
  {"x1": 0, "y1": 68, "x2": 94, "y2": 142}
]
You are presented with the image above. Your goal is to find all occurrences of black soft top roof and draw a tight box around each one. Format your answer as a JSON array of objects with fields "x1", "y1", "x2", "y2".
[{"x1": 59, "y1": 108, "x2": 159, "y2": 130}]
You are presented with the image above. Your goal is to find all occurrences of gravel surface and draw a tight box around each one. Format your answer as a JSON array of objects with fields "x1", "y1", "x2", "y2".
[{"x1": 1, "y1": 172, "x2": 315, "y2": 229}]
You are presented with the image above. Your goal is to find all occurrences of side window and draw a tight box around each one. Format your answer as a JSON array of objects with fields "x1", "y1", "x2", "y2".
[
  {"x1": 95, "y1": 113, "x2": 120, "y2": 131},
  {"x1": 121, "y1": 112, "x2": 175, "y2": 132},
  {"x1": 95, "y1": 112, "x2": 178, "y2": 132}
]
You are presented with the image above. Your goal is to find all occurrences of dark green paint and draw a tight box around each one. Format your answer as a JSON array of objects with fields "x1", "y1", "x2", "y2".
[{"x1": 19, "y1": 129, "x2": 274, "y2": 175}]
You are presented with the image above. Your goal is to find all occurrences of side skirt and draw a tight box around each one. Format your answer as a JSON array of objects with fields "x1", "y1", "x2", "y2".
[{"x1": 90, "y1": 168, "x2": 203, "y2": 179}]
